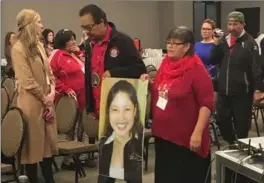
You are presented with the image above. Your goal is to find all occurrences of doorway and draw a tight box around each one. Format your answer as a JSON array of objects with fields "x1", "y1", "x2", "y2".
[
  {"x1": 193, "y1": 1, "x2": 221, "y2": 41},
  {"x1": 235, "y1": 7, "x2": 260, "y2": 38}
]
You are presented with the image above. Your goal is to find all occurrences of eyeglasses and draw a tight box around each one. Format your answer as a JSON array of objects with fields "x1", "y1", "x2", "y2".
[
  {"x1": 202, "y1": 28, "x2": 212, "y2": 31},
  {"x1": 166, "y1": 41, "x2": 185, "y2": 46},
  {"x1": 81, "y1": 24, "x2": 96, "y2": 31}
]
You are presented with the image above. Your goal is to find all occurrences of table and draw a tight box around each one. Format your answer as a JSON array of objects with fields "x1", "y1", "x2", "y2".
[{"x1": 215, "y1": 150, "x2": 264, "y2": 183}]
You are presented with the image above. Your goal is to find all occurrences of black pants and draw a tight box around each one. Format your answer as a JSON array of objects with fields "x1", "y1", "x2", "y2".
[
  {"x1": 97, "y1": 175, "x2": 134, "y2": 183},
  {"x1": 154, "y1": 136, "x2": 211, "y2": 183},
  {"x1": 25, "y1": 157, "x2": 55, "y2": 183},
  {"x1": 216, "y1": 92, "x2": 252, "y2": 144}
]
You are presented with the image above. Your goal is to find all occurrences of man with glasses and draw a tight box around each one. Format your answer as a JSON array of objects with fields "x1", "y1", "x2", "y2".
[{"x1": 79, "y1": 4, "x2": 146, "y2": 183}]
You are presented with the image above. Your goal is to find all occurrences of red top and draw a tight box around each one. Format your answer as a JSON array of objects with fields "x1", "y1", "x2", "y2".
[
  {"x1": 91, "y1": 25, "x2": 112, "y2": 115},
  {"x1": 151, "y1": 54, "x2": 214, "y2": 157},
  {"x1": 49, "y1": 49, "x2": 85, "y2": 110}
]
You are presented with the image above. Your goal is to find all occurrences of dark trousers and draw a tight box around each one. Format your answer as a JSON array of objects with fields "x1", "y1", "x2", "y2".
[
  {"x1": 154, "y1": 136, "x2": 211, "y2": 183},
  {"x1": 97, "y1": 175, "x2": 134, "y2": 183},
  {"x1": 25, "y1": 157, "x2": 55, "y2": 183},
  {"x1": 216, "y1": 92, "x2": 253, "y2": 144}
]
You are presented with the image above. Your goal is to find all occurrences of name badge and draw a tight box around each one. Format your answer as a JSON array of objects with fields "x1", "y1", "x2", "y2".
[{"x1": 156, "y1": 96, "x2": 167, "y2": 110}]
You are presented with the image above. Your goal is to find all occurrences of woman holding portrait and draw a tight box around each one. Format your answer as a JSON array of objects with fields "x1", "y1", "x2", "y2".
[
  {"x1": 141, "y1": 26, "x2": 214, "y2": 183},
  {"x1": 11, "y1": 9, "x2": 57, "y2": 183},
  {"x1": 99, "y1": 80, "x2": 143, "y2": 183}
]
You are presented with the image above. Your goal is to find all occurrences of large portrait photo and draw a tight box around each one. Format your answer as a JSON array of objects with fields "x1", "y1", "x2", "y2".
[{"x1": 98, "y1": 78, "x2": 148, "y2": 182}]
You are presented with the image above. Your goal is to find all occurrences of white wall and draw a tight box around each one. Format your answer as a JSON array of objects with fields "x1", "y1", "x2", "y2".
[
  {"x1": 221, "y1": 1, "x2": 264, "y2": 32},
  {"x1": 1, "y1": 0, "x2": 160, "y2": 56},
  {"x1": 158, "y1": 1, "x2": 193, "y2": 48},
  {"x1": 1, "y1": 1, "x2": 194, "y2": 54}
]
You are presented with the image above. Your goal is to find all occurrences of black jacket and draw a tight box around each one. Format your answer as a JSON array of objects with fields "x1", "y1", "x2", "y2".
[
  {"x1": 83, "y1": 25, "x2": 146, "y2": 113},
  {"x1": 98, "y1": 130, "x2": 143, "y2": 183},
  {"x1": 209, "y1": 32, "x2": 263, "y2": 95}
]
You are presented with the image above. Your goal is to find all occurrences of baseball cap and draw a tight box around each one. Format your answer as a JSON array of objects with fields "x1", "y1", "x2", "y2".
[{"x1": 228, "y1": 11, "x2": 245, "y2": 23}]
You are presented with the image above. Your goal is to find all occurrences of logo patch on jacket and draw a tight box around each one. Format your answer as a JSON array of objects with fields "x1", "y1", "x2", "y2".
[{"x1": 109, "y1": 47, "x2": 119, "y2": 58}]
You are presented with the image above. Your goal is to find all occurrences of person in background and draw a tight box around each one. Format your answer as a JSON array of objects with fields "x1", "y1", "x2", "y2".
[
  {"x1": 79, "y1": 4, "x2": 146, "y2": 183},
  {"x1": 49, "y1": 29, "x2": 86, "y2": 170},
  {"x1": 4, "y1": 31, "x2": 16, "y2": 78},
  {"x1": 12, "y1": 9, "x2": 57, "y2": 183},
  {"x1": 210, "y1": 11, "x2": 263, "y2": 145},
  {"x1": 42, "y1": 28, "x2": 54, "y2": 57},
  {"x1": 195, "y1": 18, "x2": 219, "y2": 105},
  {"x1": 195, "y1": 19, "x2": 218, "y2": 88},
  {"x1": 141, "y1": 26, "x2": 214, "y2": 183}
]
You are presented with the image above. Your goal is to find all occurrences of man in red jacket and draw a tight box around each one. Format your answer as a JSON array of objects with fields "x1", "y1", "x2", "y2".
[{"x1": 79, "y1": 4, "x2": 146, "y2": 183}]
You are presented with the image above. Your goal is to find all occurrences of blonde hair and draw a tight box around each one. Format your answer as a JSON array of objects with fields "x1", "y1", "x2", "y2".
[{"x1": 16, "y1": 9, "x2": 40, "y2": 58}]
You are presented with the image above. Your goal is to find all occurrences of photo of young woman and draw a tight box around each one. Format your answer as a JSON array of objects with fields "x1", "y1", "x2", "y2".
[{"x1": 98, "y1": 79, "x2": 148, "y2": 183}]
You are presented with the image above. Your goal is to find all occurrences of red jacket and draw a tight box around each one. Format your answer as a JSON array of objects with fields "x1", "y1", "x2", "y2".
[
  {"x1": 152, "y1": 59, "x2": 214, "y2": 157},
  {"x1": 49, "y1": 49, "x2": 85, "y2": 96}
]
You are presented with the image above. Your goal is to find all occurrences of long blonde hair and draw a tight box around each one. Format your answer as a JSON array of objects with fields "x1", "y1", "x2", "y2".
[{"x1": 16, "y1": 9, "x2": 40, "y2": 58}]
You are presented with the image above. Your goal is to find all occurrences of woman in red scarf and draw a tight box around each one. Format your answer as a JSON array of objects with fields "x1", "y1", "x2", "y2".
[{"x1": 141, "y1": 26, "x2": 214, "y2": 183}]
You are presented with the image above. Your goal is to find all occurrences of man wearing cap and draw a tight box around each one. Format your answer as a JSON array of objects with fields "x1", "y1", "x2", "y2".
[
  {"x1": 79, "y1": 4, "x2": 146, "y2": 183},
  {"x1": 210, "y1": 11, "x2": 263, "y2": 145}
]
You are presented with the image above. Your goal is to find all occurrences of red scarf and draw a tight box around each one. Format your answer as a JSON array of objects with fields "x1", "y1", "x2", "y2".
[
  {"x1": 230, "y1": 36, "x2": 237, "y2": 54},
  {"x1": 154, "y1": 54, "x2": 203, "y2": 91}
]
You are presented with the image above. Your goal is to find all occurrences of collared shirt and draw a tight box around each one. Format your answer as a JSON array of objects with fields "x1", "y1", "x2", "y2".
[{"x1": 91, "y1": 25, "x2": 112, "y2": 114}]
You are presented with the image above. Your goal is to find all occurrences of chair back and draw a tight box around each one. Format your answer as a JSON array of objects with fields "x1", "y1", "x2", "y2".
[
  {"x1": 1, "y1": 107, "x2": 26, "y2": 158},
  {"x1": 55, "y1": 95, "x2": 79, "y2": 134},
  {"x1": 82, "y1": 112, "x2": 99, "y2": 139},
  {"x1": 1, "y1": 86, "x2": 10, "y2": 118},
  {"x1": 10, "y1": 91, "x2": 18, "y2": 108},
  {"x1": 2, "y1": 77, "x2": 15, "y2": 101}
]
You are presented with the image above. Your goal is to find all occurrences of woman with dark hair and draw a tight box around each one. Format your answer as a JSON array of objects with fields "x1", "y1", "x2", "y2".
[
  {"x1": 99, "y1": 80, "x2": 143, "y2": 183},
  {"x1": 4, "y1": 31, "x2": 16, "y2": 77},
  {"x1": 141, "y1": 26, "x2": 214, "y2": 183},
  {"x1": 49, "y1": 29, "x2": 86, "y2": 169},
  {"x1": 42, "y1": 28, "x2": 54, "y2": 57}
]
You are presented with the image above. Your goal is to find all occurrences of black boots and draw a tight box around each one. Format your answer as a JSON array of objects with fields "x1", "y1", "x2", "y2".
[
  {"x1": 25, "y1": 158, "x2": 55, "y2": 183},
  {"x1": 25, "y1": 163, "x2": 39, "y2": 183},
  {"x1": 39, "y1": 157, "x2": 56, "y2": 183}
]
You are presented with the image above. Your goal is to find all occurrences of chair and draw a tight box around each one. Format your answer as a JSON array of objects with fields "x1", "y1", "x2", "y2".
[
  {"x1": 10, "y1": 91, "x2": 18, "y2": 108},
  {"x1": 1, "y1": 86, "x2": 10, "y2": 119},
  {"x1": 252, "y1": 101, "x2": 263, "y2": 137},
  {"x1": 55, "y1": 96, "x2": 97, "y2": 183},
  {"x1": 2, "y1": 77, "x2": 15, "y2": 102},
  {"x1": 146, "y1": 65, "x2": 157, "y2": 74},
  {"x1": 1, "y1": 107, "x2": 26, "y2": 183},
  {"x1": 81, "y1": 112, "x2": 99, "y2": 160}
]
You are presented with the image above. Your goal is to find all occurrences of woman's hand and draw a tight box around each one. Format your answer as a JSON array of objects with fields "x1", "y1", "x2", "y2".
[
  {"x1": 70, "y1": 45, "x2": 80, "y2": 53},
  {"x1": 66, "y1": 89, "x2": 76, "y2": 98},
  {"x1": 140, "y1": 74, "x2": 149, "y2": 81},
  {"x1": 43, "y1": 92, "x2": 55, "y2": 106},
  {"x1": 43, "y1": 106, "x2": 54, "y2": 124},
  {"x1": 189, "y1": 131, "x2": 202, "y2": 152}
]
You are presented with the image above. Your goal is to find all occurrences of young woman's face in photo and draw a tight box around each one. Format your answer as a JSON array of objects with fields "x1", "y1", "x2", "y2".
[{"x1": 109, "y1": 91, "x2": 136, "y2": 138}]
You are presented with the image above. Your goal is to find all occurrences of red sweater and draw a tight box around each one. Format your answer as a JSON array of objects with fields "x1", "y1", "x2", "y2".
[
  {"x1": 49, "y1": 49, "x2": 85, "y2": 95},
  {"x1": 151, "y1": 58, "x2": 214, "y2": 157}
]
